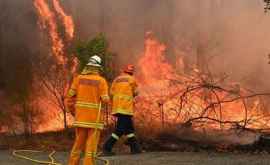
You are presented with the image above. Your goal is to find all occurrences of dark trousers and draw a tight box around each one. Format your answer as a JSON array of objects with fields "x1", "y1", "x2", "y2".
[
  {"x1": 103, "y1": 114, "x2": 141, "y2": 153},
  {"x1": 113, "y1": 114, "x2": 134, "y2": 138}
]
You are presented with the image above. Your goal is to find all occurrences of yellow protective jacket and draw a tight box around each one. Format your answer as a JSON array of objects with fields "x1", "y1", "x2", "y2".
[
  {"x1": 111, "y1": 73, "x2": 138, "y2": 116},
  {"x1": 67, "y1": 69, "x2": 109, "y2": 129}
]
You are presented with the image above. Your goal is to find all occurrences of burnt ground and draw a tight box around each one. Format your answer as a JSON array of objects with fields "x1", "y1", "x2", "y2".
[{"x1": 1, "y1": 150, "x2": 270, "y2": 165}]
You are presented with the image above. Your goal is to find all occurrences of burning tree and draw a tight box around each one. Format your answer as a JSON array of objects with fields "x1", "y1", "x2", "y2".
[
  {"x1": 34, "y1": 1, "x2": 116, "y2": 131},
  {"x1": 34, "y1": 61, "x2": 72, "y2": 130},
  {"x1": 31, "y1": 0, "x2": 76, "y2": 130}
]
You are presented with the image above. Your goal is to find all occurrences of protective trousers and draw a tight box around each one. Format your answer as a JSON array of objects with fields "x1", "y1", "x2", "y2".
[
  {"x1": 68, "y1": 127, "x2": 100, "y2": 165},
  {"x1": 103, "y1": 114, "x2": 141, "y2": 154},
  {"x1": 113, "y1": 114, "x2": 135, "y2": 139}
]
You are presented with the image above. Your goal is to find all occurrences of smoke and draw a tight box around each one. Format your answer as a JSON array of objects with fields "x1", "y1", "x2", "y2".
[
  {"x1": 64, "y1": 0, "x2": 270, "y2": 92},
  {"x1": 0, "y1": 0, "x2": 42, "y2": 96},
  {"x1": 1, "y1": 0, "x2": 270, "y2": 132},
  {"x1": 1, "y1": 1, "x2": 269, "y2": 90}
]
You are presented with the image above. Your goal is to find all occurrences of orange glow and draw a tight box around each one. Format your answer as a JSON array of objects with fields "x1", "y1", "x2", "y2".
[
  {"x1": 34, "y1": 0, "x2": 65, "y2": 63},
  {"x1": 136, "y1": 32, "x2": 270, "y2": 131},
  {"x1": 138, "y1": 31, "x2": 176, "y2": 86},
  {"x1": 52, "y1": 0, "x2": 74, "y2": 40},
  {"x1": 33, "y1": 0, "x2": 75, "y2": 132}
]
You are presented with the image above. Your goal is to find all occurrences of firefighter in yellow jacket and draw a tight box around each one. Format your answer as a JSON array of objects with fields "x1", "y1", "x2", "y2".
[
  {"x1": 66, "y1": 55, "x2": 110, "y2": 165},
  {"x1": 103, "y1": 64, "x2": 142, "y2": 155}
]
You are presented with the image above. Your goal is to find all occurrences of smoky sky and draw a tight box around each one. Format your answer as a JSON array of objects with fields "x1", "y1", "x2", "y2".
[
  {"x1": 0, "y1": 0, "x2": 42, "y2": 96},
  {"x1": 1, "y1": 0, "x2": 270, "y2": 92},
  {"x1": 65, "y1": 0, "x2": 269, "y2": 91}
]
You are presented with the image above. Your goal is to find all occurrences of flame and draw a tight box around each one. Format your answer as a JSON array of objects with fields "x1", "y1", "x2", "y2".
[
  {"x1": 136, "y1": 32, "x2": 270, "y2": 131},
  {"x1": 31, "y1": 0, "x2": 270, "y2": 136},
  {"x1": 34, "y1": 0, "x2": 65, "y2": 63},
  {"x1": 52, "y1": 0, "x2": 74, "y2": 40},
  {"x1": 138, "y1": 31, "x2": 176, "y2": 86},
  {"x1": 33, "y1": 0, "x2": 75, "y2": 132}
]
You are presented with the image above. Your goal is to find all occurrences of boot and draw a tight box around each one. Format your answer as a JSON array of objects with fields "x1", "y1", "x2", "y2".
[
  {"x1": 127, "y1": 137, "x2": 142, "y2": 154},
  {"x1": 102, "y1": 136, "x2": 117, "y2": 156}
]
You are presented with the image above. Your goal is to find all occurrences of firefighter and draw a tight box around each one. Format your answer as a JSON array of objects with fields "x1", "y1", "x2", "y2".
[
  {"x1": 102, "y1": 64, "x2": 142, "y2": 155},
  {"x1": 66, "y1": 55, "x2": 110, "y2": 165}
]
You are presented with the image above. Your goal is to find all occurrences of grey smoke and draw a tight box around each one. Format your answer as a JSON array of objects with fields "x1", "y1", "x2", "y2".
[{"x1": 0, "y1": 0, "x2": 269, "y2": 96}]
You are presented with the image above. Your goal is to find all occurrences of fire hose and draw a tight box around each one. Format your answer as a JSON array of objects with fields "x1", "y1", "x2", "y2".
[
  {"x1": 12, "y1": 102, "x2": 110, "y2": 165},
  {"x1": 12, "y1": 150, "x2": 109, "y2": 165}
]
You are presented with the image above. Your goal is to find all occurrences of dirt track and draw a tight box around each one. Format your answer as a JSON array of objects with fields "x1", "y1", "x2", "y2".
[{"x1": 1, "y1": 151, "x2": 270, "y2": 165}]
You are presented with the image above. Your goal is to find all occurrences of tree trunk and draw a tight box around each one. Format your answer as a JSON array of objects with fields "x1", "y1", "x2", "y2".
[
  {"x1": 22, "y1": 102, "x2": 30, "y2": 139},
  {"x1": 60, "y1": 96, "x2": 68, "y2": 129},
  {"x1": 63, "y1": 109, "x2": 67, "y2": 129}
]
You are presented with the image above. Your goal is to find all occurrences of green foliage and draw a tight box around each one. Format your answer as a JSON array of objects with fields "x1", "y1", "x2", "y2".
[{"x1": 75, "y1": 33, "x2": 115, "y2": 81}]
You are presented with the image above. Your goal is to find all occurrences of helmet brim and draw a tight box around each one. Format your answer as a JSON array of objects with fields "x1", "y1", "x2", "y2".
[{"x1": 86, "y1": 62, "x2": 102, "y2": 67}]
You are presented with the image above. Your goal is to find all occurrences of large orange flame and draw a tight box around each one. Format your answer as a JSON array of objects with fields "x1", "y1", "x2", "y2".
[
  {"x1": 34, "y1": 0, "x2": 65, "y2": 63},
  {"x1": 33, "y1": 0, "x2": 75, "y2": 132},
  {"x1": 138, "y1": 31, "x2": 176, "y2": 86},
  {"x1": 136, "y1": 32, "x2": 270, "y2": 132},
  {"x1": 52, "y1": 0, "x2": 74, "y2": 40}
]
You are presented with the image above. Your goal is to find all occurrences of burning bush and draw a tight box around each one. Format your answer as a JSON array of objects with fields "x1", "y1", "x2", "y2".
[{"x1": 132, "y1": 32, "x2": 270, "y2": 147}]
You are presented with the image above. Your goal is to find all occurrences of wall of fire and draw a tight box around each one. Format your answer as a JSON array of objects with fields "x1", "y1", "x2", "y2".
[{"x1": 1, "y1": 0, "x2": 270, "y2": 133}]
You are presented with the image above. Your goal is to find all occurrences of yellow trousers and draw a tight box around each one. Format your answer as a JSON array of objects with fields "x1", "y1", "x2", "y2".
[{"x1": 68, "y1": 127, "x2": 100, "y2": 165}]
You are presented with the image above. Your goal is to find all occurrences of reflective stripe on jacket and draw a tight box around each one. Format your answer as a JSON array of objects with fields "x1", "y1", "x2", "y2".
[
  {"x1": 67, "y1": 71, "x2": 109, "y2": 129},
  {"x1": 111, "y1": 73, "x2": 137, "y2": 116}
]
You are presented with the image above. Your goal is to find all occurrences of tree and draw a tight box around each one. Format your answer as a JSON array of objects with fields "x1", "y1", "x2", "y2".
[
  {"x1": 34, "y1": 55, "x2": 72, "y2": 130},
  {"x1": 75, "y1": 33, "x2": 116, "y2": 82}
]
